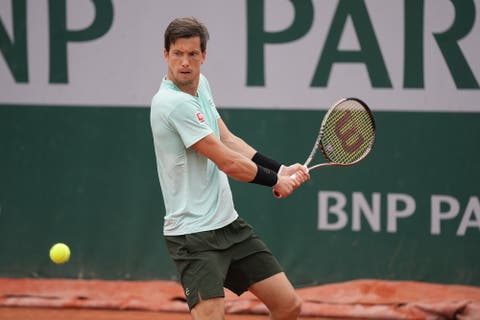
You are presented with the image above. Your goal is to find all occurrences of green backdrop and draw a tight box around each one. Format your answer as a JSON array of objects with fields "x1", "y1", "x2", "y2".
[{"x1": 0, "y1": 105, "x2": 479, "y2": 286}]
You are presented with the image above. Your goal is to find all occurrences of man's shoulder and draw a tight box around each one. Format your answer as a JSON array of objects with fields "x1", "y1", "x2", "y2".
[
  {"x1": 199, "y1": 73, "x2": 210, "y2": 87},
  {"x1": 199, "y1": 73, "x2": 208, "y2": 83},
  {"x1": 198, "y1": 74, "x2": 212, "y2": 95},
  {"x1": 152, "y1": 85, "x2": 193, "y2": 113}
]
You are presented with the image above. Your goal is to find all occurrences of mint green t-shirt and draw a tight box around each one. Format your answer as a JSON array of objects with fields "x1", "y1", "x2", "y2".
[{"x1": 150, "y1": 74, "x2": 238, "y2": 235}]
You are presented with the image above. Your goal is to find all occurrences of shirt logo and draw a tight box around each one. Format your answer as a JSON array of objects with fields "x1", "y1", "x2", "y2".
[{"x1": 195, "y1": 111, "x2": 205, "y2": 123}]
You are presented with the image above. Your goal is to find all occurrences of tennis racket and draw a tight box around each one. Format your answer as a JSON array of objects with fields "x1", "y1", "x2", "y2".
[{"x1": 274, "y1": 97, "x2": 375, "y2": 197}]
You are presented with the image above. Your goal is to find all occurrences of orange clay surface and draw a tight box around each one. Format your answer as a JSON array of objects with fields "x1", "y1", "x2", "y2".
[
  {"x1": 1, "y1": 278, "x2": 480, "y2": 319},
  {"x1": 0, "y1": 307, "x2": 334, "y2": 320}
]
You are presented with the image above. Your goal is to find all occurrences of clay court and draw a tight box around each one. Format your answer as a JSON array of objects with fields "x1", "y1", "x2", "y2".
[
  {"x1": 0, "y1": 307, "x2": 335, "y2": 320},
  {"x1": 1, "y1": 278, "x2": 480, "y2": 319}
]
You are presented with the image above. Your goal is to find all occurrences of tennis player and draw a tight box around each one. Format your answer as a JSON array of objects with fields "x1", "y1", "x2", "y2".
[{"x1": 150, "y1": 17, "x2": 309, "y2": 320}]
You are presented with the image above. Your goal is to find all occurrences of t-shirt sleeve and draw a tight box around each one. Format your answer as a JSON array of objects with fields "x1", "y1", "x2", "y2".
[{"x1": 168, "y1": 98, "x2": 213, "y2": 148}]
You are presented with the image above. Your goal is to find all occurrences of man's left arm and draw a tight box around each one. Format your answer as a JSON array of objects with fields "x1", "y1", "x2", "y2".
[
  {"x1": 217, "y1": 118, "x2": 309, "y2": 180},
  {"x1": 218, "y1": 118, "x2": 257, "y2": 158}
]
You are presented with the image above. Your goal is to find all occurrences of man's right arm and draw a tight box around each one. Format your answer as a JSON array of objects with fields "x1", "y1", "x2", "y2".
[
  {"x1": 192, "y1": 133, "x2": 257, "y2": 182},
  {"x1": 192, "y1": 134, "x2": 298, "y2": 197}
]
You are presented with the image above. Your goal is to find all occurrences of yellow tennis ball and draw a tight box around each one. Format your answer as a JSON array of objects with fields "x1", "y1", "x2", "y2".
[{"x1": 49, "y1": 243, "x2": 70, "y2": 264}]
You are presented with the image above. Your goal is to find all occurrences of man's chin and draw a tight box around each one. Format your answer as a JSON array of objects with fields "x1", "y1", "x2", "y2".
[{"x1": 176, "y1": 79, "x2": 194, "y2": 87}]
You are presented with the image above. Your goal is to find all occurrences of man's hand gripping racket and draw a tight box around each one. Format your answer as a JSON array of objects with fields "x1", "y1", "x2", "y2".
[{"x1": 273, "y1": 98, "x2": 376, "y2": 198}]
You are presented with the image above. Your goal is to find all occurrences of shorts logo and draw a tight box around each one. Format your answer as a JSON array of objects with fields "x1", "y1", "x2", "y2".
[
  {"x1": 185, "y1": 288, "x2": 191, "y2": 296},
  {"x1": 195, "y1": 111, "x2": 205, "y2": 123}
]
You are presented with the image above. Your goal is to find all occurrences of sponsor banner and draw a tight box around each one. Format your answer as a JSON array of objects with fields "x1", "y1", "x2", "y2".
[
  {"x1": 318, "y1": 191, "x2": 480, "y2": 236},
  {"x1": 1, "y1": 0, "x2": 480, "y2": 111}
]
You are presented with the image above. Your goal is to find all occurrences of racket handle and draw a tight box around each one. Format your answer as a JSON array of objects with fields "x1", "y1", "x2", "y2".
[{"x1": 273, "y1": 173, "x2": 298, "y2": 198}]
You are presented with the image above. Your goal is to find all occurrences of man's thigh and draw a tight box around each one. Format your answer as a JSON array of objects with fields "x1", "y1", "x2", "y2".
[
  {"x1": 191, "y1": 297, "x2": 225, "y2": 320},
  {"x1": 248, "y1": 272, "x2": 300, "y2": 312},
  {"x1": 225, "y1": 249, "x2": 283, "y2": 295}
]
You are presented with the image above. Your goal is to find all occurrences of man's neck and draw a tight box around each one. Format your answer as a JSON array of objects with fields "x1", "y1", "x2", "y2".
[
  {"x1": 166, "y1": 76, "x2": 198, "y2": 96},
  {"x1": 176, "y1": 83, "x2": 197, "y2": 96}
]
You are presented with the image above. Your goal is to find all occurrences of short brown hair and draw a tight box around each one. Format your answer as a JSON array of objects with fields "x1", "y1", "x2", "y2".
[{"x1": 164, "y1": 17, "x2": 210, "y2": 52}]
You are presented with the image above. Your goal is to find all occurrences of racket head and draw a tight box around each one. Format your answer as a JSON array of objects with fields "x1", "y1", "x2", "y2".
[{"x1": 318, "y1": 97, "x2": 375, "y2": 166}]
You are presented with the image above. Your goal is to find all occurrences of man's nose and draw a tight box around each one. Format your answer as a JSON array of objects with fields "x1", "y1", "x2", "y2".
[{"x1": 181, "y1": 55, "x2": 190, "y2": 67}]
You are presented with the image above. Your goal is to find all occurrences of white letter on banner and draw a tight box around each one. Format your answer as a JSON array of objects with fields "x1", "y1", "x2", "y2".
[
  {"x1": 431, "y1": 195, "x2": 459, "y2": 235},
  {"x1": 318, "y1": 191, "x2": 348, "y2": 230},
  {"x1": 387, "y1": 193, "x2": 416, "y2": 233},
  {"x1": 352, "y1": 192, "x2": 381, "y2": 232},
  {"x1": 457, "y1": 196, "x2": 480, "y2": 236}
]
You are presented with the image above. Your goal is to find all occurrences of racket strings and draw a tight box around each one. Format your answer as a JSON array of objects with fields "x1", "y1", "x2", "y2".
[{"x1": 320, "y1": 100, "x2": 375, "y2": 165}]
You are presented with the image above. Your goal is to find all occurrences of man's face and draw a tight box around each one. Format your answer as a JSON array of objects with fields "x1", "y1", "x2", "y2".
[{"x1": 164, "y1": 37, "x2": 206, "y2": 90}]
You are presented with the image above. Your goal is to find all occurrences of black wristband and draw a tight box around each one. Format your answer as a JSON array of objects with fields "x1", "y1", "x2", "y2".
[
  {"x1": 251, "y1": 152, "x2": 282, "y2": 173},
  {"x1": 249, "y1": 164, "x2": 278, "y2": 187}
]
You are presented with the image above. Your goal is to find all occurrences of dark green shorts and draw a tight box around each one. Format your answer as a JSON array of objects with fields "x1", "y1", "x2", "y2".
[{"x1": 164, "y1": 217, "x2": 283, "y2": 310}]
